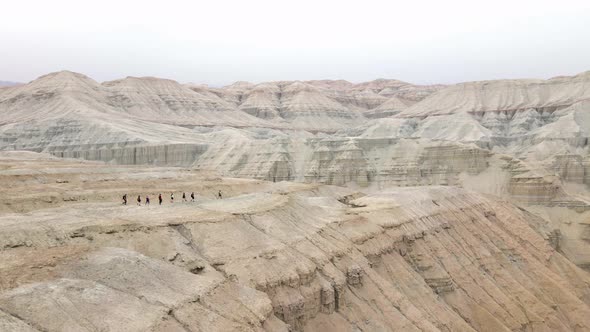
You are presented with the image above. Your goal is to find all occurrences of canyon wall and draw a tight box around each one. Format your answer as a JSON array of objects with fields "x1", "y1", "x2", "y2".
[
  {"x1": 1, "y1": 154, "x2": 589, "y2": 331},
  {"x1": 1, "y1": 70, "x2": 589, "y2": 271}
]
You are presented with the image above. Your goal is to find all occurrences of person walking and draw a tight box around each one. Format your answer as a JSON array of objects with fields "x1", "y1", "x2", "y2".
[
  {"x1": 190, "y1": 192, "x2": 195, "y2": 202},
  {"x1": 137, "y1": 195, "x2": 142, "y2": 206},
  {"x1": 158, "y1": 193, "x2": 163, "y2": 205},
  {"x1": 182, "y1": 192, "x2": 187, "y2": 202},
  {"x1": 170, "y1": 192, "x2": 174, "y2": 203},
  {"x1": 122, "y1": 194, "x2": 127, "y2": 205},
  {"x1": 217, "y1": 190, "x2": 222, "y2": 199},
  {"x1": 146, "y1": 195, "x2": 150, "y2": 205}
]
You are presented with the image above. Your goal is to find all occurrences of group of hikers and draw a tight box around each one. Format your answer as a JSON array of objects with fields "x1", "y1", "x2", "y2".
[{"x1": 122, "y1": 190, "x2": 223, "y2": 206}]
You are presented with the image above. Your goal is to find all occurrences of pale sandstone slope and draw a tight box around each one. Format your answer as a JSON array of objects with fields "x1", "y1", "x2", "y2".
[
  {"x1": 238, "y1": 83, "x2": 283, "y2": 119},
  {"x1": 344, "y1": 78, "x2": 445, "y2": 102},
  {"x1": 0, "y1": 71, "x2": 214, "y2": 165},
  {"x1": 224, "y1": 81, "x2": 370, "y2": 131},
  {"x1": 1, "y1": 154, "x2": 590, "y2": 331},
  {"x1": 364, "y1": 95, "x2": 411, "y2": 118},
  {"x1": 279, "y1": 82, "x2": 364, "y2": 131},
  {"x1": 208, "y1": 78, "x2": 443, "y2": 128},
  {"x1": 304, "y1": 78, "x2": 442, "y2": 118},
  {"x1": 104, "y1": 76, "x2": 274, "y2": 128},
  {"x1": 0, "y1": 71, "x2": 113, "y2": 124},
  {"x1": 2, "y1": 70, "x2": 590, "y2": 271},
  {"x1": 398, "y1": 71, "x2": 590, "y2": 117}
]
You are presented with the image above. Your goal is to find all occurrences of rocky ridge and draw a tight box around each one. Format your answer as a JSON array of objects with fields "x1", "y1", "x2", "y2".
[
  {"x1": 1, "y1": 153, "x2": 589, "y2": 331},
  {"x1": 1, "y1": 70, "x2": 590, "y2": 270}
]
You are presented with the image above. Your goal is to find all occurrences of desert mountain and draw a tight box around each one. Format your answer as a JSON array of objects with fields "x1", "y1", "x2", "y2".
[
  {"x1": 1, "y1": 70, "x2": 590, "y2": 272},
  {"x1": 364, "y1": 96, "x2": 411, "y2": 118},
  {"x1": 398, "y1": 71, "x2": 590, "y2": 117},
  {"x1": 1, "y1": 70, "x2": 590, "y2": 331}
]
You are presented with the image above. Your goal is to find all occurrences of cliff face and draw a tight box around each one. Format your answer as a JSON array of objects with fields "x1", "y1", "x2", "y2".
[
  {"x1": 1, "y1": 154, "x2": 589, "y2": 331},
  {"x1": 3, "y1": 71, "x2": 587, "y2": 176},
  {"x1": 1, "y1": 70, "x2": 590, "y2": 270}
]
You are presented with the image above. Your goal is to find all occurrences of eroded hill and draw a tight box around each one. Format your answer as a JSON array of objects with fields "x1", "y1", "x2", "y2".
[
  {"x1": 0, "y1": 152, "x2": 590, "y2": 331},
  {"x1": 1, "y1": 70, "x2": 590, "y2": 270}
]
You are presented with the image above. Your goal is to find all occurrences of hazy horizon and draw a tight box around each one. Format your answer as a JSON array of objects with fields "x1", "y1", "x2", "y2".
[{"x1": 2, "y1": 0, "x2": 589, "y2": 86}]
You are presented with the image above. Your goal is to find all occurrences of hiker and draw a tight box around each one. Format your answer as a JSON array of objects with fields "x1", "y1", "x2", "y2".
[
  {"x1": 190, "y1": 192, "x2": 195, "y2": 202},
  {"x1": 158, "y1": 193, "x2": 163, "y2": 205},
  {"x1": 217, "y1": 190, "x2": 222, "y2": 199},
  {"x1": 182, "y1": 192, "x2": 187, "y2": 202},
  {"x1": 170, "y1": 192, "x2": 174, "y2": 203},
  {"x1": 122, "y1": 194, "x2": 127, "y2": 205},
  {"x1": 137, "y1": 195, "x2": 141, "y2": 206},
  {"x1": 146, "y1": 195, "x2": 150, "y2": 205}
]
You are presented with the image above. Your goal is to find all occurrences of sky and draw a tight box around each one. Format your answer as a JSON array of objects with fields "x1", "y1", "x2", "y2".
[{"x1": 1, "y1": 0, "x2": 589, "y2": 86}]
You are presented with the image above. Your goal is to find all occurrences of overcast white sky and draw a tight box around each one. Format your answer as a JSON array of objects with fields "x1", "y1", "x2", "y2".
[{"x1": 1, "y1": 0, "x2": 589, "y2": 86}]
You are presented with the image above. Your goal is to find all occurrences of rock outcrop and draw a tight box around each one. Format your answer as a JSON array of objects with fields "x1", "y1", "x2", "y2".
[
  {"x1": 1, "y1": 153, "x2": 590, "y2": 331},
  {"x1": 364, "y1": 96, "x2": 411, "y2": 118},
  {"x1": 1, "y1": 70, "x2": 590, "y2": 271},
  {"x1": 398, "y1": 71, "x2": 590, "y2": 117}
]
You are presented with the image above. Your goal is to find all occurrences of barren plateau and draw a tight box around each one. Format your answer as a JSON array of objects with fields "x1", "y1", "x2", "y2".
[{"x1": 1, "y1": 71, "x2": 590, "y2": 331}]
